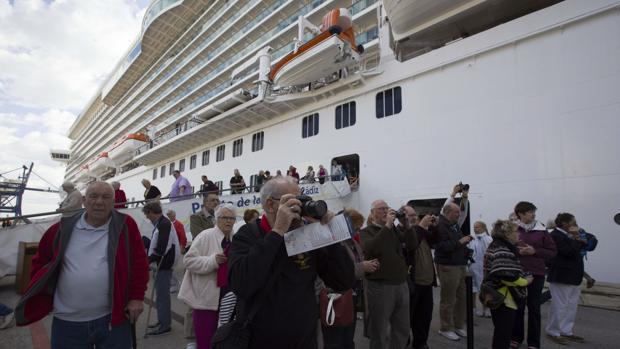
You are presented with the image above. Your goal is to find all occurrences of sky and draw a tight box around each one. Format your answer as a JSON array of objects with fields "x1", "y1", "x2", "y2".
[{"x1": 0, "y1": 0, "x2": 150, "y2": 216}]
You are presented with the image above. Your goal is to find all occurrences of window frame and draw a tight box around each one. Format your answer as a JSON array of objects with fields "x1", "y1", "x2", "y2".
[
  {"x1": 179, "y1": 158, "x2": 186, "y2": 172},
  {"x1": 216, "y1": 145, "x2": 225, "y2": 162},
  {"x1": 233, "y1": 138, "x2": 243, "y2": 158},
  {"x1": 375, "y1": 86, "x2": 402, "y2": 119},
  {"x1": 190, "y1": 154, "x2": 197, "y2": 169},
  {"x1": 251, "y1": 131, "x2": 264, "y2": 152},
  {"x1": 202, "y1": 150, "x2": 210, "y2": 166},
  {"x1": 335, "y1": 101, "x2": 356, "y2": 130},
  {"x1": 302, "y1": 113, "x2": 320, "y2": 138}
]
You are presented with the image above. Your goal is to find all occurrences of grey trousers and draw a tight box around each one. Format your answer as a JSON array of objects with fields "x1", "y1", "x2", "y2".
[
  {"x1": 155, "y1": 269, "x2": 172, "y2": 330},
  {"x1": 366, "y1": 280, "x2": 410, "y2": 349}
]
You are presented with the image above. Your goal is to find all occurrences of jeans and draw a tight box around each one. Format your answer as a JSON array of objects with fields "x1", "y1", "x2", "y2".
[
  {"x1": 491, "y1": 305, "x2": 517, "y2": 349},
  {"x1": 155, "y1": 269, "x2": 172, "y2": 330},
  {"x1": 410, "y1": 284, "x2": 433, "y2": 348},
  {"x1": 512, "y1": 275, "x2": 544, "y2": 348},
  {"x1": 51, "y1": 315, "x2": 131, "y2": 349}
]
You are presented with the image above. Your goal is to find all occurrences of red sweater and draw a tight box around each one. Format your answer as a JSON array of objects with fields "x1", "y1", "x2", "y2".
[
  {"x1": 114, "y1": 189, "x2": 127, "y2": 209},
  {"x1": 14, "y1": 211, "x2": 149, "y2": 327},
  {"x1": 173, "y1": 219, "x2": 187, "y2": 249}
]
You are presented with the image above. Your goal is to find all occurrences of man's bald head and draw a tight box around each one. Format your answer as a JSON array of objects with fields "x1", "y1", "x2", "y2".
[
  {"x1": 442, "y1": 203, "x2": 461, "y2": 224},
  {"x1": 85, "y1": 181, "x2": 115, "y2": 197}
]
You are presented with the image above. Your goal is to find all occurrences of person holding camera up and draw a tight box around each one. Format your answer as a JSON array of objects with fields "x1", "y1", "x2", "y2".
[
  {"x1": 227, "y1": 176, "x2": 354, "y2": 349},
  {"x1": 435, "y1": 183, "x2": 473, "y2": 341},
  {"x1": 360, "y1": 200, "x2": 419, "y2": 349}
]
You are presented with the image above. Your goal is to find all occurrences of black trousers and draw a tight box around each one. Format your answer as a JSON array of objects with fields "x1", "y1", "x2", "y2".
[
  {"x1": 322, "y1": 307, "x2": 357, "y2": 349},
  {"x1": 512, "y1": 275, "x2": 544, "y2": 348},
  {"x1": 409, "y1": 284, "x2": 433, "y2": 349},
  {"x1": 491, "y1": 305, "x2": 517, "y2": 349}
]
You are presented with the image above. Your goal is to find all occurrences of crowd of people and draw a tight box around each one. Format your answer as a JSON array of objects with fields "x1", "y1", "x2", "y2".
[{"x1": 8, "y1": 177, "x2": 599, "y2": 349}]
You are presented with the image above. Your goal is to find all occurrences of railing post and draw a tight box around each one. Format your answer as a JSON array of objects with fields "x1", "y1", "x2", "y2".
[{"x1": 466, "y1": 273, "x2": 474, "y2": 349}]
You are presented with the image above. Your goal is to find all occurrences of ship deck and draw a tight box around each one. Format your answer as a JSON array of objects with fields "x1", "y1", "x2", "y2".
[{"x1": 2, "y1": 268, "x2": 619, "y2": 349}]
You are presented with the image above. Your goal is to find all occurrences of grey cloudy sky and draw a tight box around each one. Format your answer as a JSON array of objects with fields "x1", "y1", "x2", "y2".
[{"x1": 0, "y1": 0, "x2": 150, "y2": 215}]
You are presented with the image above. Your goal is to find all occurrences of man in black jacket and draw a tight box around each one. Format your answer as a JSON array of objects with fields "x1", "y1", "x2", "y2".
[
  {"x1": 228, "y1": 176, "x2": 354, "y2": 349},
  {"x1": 143, "y1": 202, "x2": 178, "y2": 336},
  {"x1": 435, "y1": 202, "x2": 473, "y2": 341},
  {"x1": 546, "y1": 213, "x2": 588, "y2": 344}
]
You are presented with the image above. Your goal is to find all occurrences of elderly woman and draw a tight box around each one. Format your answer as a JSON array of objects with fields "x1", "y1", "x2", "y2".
[
  {"x1": 142, "y1": 179, "x2": 161, "y2": 202},
  {"x1": 483, "y1": 220, "x2": 532, "y2": 349},
  {"x1": 469, "y1": 221, "x2": 493, "y2": 317},
  {"x1": 178, "y1": 203, "x2": 236, "y2": 349},
  {"x1": 111, "y1": 181, "x2": 127, "y2": 209}
]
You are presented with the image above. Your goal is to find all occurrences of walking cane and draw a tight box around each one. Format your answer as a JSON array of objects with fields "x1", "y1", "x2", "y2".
[
  {"x1": 143, "y1": 258, "x2": 163, "y2": 339},
  {"x1": 131, "y1": 322, "x2": 137, "y2": 348}
]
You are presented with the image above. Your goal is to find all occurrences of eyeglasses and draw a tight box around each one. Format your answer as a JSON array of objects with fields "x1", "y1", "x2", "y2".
[{"x1": 218, "y1": 217, "x2": 236, "y2": 222}]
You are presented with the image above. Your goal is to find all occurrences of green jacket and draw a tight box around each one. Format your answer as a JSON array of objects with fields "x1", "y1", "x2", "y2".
[{"x1": 360, "y1": 223, "x2": 418, "y2": 284}]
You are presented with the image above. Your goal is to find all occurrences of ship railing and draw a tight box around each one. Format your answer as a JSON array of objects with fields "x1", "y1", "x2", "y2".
[{"x1": 135, "y1": 118, "x2": 203, "y2": 156}]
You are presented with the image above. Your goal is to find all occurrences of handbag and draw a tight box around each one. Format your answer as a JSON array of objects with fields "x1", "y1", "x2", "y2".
[
  {"x1": 478, "y1": 281, "x2": 506, "y2": 310},
  {"x1": 320, "y1": 288, "x2": 354, "y2": 327}
]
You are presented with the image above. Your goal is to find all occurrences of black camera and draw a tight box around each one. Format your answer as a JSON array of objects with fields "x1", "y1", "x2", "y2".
[
  {"x1": 395, "y1": 208, "x2": 407, "y2": 222},
  {"x1": 296, "y1": 195, "x2": 328, "y2": 220},
  {"x1": 465, "y1": 247, "x2": 476, "y2": 264}
]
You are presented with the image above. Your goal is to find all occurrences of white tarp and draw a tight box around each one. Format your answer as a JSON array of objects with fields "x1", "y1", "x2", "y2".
[{"x1": 0, "y1": 180, "x2": 351, "y2": 278}]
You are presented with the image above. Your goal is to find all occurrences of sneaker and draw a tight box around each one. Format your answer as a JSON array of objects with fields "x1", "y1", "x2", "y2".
[
  {"x1": 546, "y1": 334, "x2": 568, "y2": 345},
  {"x1": 438, "y1": 330, "x2": 460, "y2": 341},
  {"x1": 146, "y1": 327, "x2": 172, "y2": 336},
  {"x1": 475, "y1": 309, "x2": 484, "y2": 317},
  {"x1": 186, "y1": 343, "x2": 197, "y2": 349},
  {"x1": 484, "y1": 309, "x2": 492, "y2": 318},
  {"x1": 147, "y1": 322, "x2": 160, "y2": 329},
  {"x1": 455, "y1": 328, "x2": 467, "y2": 337},
  {"x1": 0, "y1": 313, "x2": 15, "y2": 329},
  {"x1": 561, "y1": 334, "x2": 585, "y2": 343}
]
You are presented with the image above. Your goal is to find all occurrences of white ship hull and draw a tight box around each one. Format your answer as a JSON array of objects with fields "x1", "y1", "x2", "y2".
[{"x1": 42, "y1": 0, "x2": 620, "y2": 285}]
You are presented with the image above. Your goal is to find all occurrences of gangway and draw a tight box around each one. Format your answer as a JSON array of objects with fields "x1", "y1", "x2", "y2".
[{"x1": 0, "y1": 163, "x2": 59, "y2": 224}]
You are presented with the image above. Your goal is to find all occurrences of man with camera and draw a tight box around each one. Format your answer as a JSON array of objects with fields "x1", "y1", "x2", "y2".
[
  {"x1": 228, "y1": 176, "x2": 354, "y2": 349},
  {"x1": 435, "y1": 183, "x2": 473, "y2": 341},
  {"x1": 360, "y1": 200, "x2": 419, "y2": 349}
]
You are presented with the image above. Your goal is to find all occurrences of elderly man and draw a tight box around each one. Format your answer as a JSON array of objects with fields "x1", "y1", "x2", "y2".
[
  {"x1": 170, "y1": 170, "x2": 192, "y2": 202},
  {"x1": 16, "y1": 181, "x2": 149, "y2": 348},
  {"x1": 229, "y1": 169, "x2": 246, "y2": 194},
  {"x1": 143, "y1": 202, "x2": 180, "y2": 336},
  {"x1": 228, "y1": 176, "x2": 354, "y2": 349},
  {"x1": 360, "y1": 200, "x2": 418, "y2": 349},
  {"x1": 435, "y1": 200, "x2": 474, "y2": 341},
  {"x1": 190, "y1": 192, "x2": 220, "y2": 239},
  {"x1": 179, "y1": 203, "x2": 236, "y2": 349},
  {"x1": 57, "y1": 181, "x2": 83, "y2": 217}
]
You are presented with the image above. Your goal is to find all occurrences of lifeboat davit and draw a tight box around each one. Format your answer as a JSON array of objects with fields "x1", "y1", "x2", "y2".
[
  {"x1": 89, "y1": 152, "x2": 115, "y2": 177},
  {"x1": 108, "y1": 133, "x2": 149, "y2": 165},
  {"x1": 75, "y1": 165, "x2": 91, "y2": 184},
  {"x1": 270, "y1": 8, "x2": 363, "y2": 87}
]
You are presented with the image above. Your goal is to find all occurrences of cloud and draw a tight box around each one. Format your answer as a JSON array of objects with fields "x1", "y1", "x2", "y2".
[
  {"x1": 0, "y1": 0, "x2": 145, "y2": 110},
  {"x1": 0, "y1": 1, "x2": 148, "y2": 216}
]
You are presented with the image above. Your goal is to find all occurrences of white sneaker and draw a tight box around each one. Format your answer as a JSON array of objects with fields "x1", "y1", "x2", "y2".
[
  {"x1": 438, "y1": 330, "x2": 460, "y2": 341},
  {"x1": 455, "y1": 328, "x2": 467, "y2": 337},
  {"x1": 185, "y1": 343, "x2": 196, "y2": 349},
  {"x1": 475, "y1": 309, "x2": 484, "y2": 317}
]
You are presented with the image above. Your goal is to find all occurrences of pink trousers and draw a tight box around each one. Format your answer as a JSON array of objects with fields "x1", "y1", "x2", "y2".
[{"x1": 193, "y1": 309, "x2": 219, "y2": 349}]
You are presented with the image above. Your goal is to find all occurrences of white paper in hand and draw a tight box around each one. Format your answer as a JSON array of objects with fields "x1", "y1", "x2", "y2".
[{"x1": 284, "y1": 214, "x2": 352, "y2": 256}]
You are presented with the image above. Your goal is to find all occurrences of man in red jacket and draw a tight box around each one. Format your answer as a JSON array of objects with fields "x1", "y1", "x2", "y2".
[{"x1": 15, "y1": 181, "x2": 149, "y2": 349}]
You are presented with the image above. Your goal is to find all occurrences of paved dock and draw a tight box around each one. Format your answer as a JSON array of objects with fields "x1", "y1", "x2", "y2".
[{"x1": 2, "y1": 270, "x2": 619, "y2": 349}]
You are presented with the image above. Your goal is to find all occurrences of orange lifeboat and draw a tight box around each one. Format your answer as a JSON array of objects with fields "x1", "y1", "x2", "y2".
[
  {"x1": 270, "y1": 8, "x2": 364, "y2": 87},
  {"x1": 108, "y1": 133, "x2": 149, "y2": 165}
]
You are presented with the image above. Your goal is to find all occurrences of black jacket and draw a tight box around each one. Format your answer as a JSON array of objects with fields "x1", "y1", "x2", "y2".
[
  {"x1": 434, "y1": 215, "x2": 469, "y2": 266},
  {"x1": 228, "y1": 219, "x2": 354, "y2": 349},
  {"x1": 148, "y1": 216, "x2": 176, "y2": 270},
  {"x1": 547, "y1": 229, "x2": 585, "y2": 285}
]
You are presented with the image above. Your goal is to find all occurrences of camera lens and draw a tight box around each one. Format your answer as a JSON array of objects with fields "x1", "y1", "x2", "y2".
[{"x1": 303, "y1": 200, "x2": 327, "y2": 219}]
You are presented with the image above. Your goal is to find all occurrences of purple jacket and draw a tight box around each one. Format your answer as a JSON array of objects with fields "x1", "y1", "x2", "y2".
[{"x1": 517, "y1": 222, "x2": 557, "y2": 276}]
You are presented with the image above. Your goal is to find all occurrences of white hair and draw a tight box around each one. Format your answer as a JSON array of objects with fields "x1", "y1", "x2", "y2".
[
  {"x1": 259, "y1": 176, "x2": 298, "y2": 207},
  {"x1": 215, "y1": 203, "x2": 236, "y2": 219},
  {"x1": 111, "y1": 181, "x2": 120, "y2": 189}
]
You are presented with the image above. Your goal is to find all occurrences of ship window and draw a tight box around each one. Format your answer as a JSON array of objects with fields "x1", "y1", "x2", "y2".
[
  {"x1": 190, "y1": 155, "x2": 197, "y2": 169},
  {"x1": 215, "y1": 181, "x2": 223, "y2": 193},
  {"x1": 376, "y1": 86, "x2": 402, "y2": 118},
  {"x1": 216, "y1": 145, "x2": 225, "y2": 162},
  {"x1": 169, "y1": 162, "x2": 175, "y2": 175},
  {"x1": 179, "y1": 158, "x2": 186, "y2": 172},
  {"x1": 202, "y1": 150, "x2": 210, "y2": 166},
  {"x1": 252, "y1": 131, "x2": 264, "y2": 152},
  {"x1": 233, "y1": 139, "x2": 243, "y2": 158},
  {"x1": 152, "y1": 168, "x2": 157, "y2": 180},
  {"x1": 250, "y1": 174, "x2": 257, "y2": 191},
  {"x1": 302, "y1": 113, "x2": 319, "y2": 138},
  {"x1": 335, "y1": 101, "x2": 356, "y2": 129},
  {"x1": 160, "y1": 166, "x2": 165, "y2": 178}
]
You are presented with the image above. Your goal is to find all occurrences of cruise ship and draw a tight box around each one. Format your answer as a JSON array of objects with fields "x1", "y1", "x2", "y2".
[{"x1": 41, "y1": 0, "x2": 620, "y2": 284}]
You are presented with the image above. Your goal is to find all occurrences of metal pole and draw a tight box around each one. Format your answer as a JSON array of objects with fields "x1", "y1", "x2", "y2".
[{"x1": 466, "y1": 273, "x2": 474, "y2": 349}]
